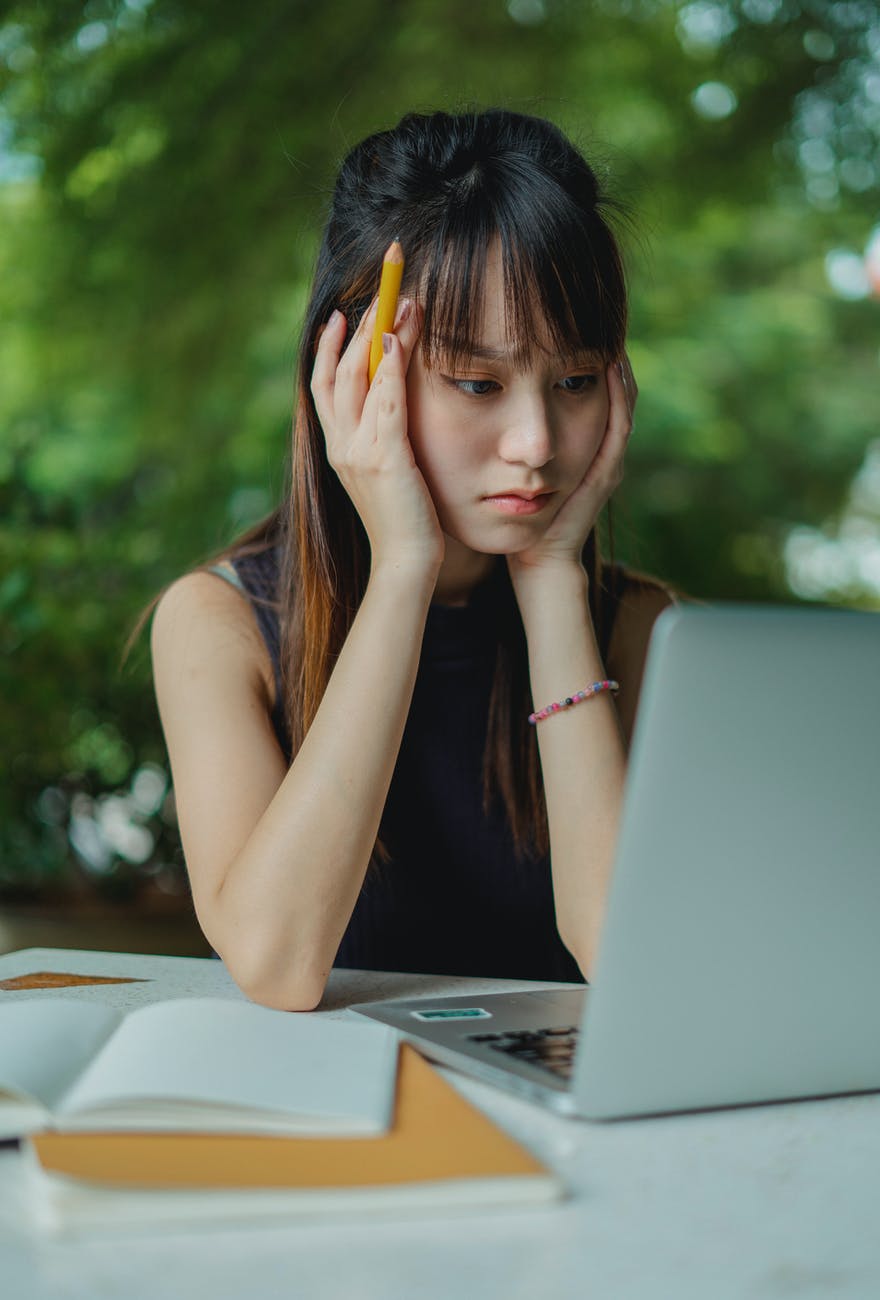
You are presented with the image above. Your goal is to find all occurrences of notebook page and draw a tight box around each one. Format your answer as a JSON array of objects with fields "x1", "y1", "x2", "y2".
[{"x1": 58, "y1": 998, "x2": 397, "y2": 1133}]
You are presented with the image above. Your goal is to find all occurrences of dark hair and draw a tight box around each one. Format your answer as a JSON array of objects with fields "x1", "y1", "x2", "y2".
[
  {"x1": 221, "y1": 109, "x2": 629, "y2": 862},
  {"x1": 309, "y1": 109, "x2": 627, "y2": 371}
]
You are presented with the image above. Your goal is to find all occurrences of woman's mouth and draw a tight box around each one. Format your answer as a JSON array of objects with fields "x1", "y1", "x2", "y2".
[{"x1": 482, "y1": 492, "x2": 554, "y2": 516}]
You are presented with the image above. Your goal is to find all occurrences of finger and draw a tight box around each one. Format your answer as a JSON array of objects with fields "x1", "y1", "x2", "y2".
[
  {"x1": 391, "y1": 299, "x2": 423, "y2": 372},
  {"x1": 311, "y1": 309, "x2": 348, "y2": 433},
  {"x1": 334, "y1": 297, "x2": 379, "y2": 428},
  {"x1": 370, "y1": 332, "x2": 409, "y2": 446},
  {"x1": 584, "y1": 364, "x2": 633, "y2": 487},
  {"x1": 362, "y1": 300, "x2": 421, "y2": 409},
  {"x1": 608, "y1": 361, "x2": 635, "y2": 437},
  {"x1": 350, "y1": 294, "x2": 380, "y2": 354},
  {"x1": 618, "y1": 351, "x2": 638, "y2": 412}
]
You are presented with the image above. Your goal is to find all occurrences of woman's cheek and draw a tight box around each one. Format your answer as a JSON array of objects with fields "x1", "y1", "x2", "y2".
[{"x1": 575, "y1": 421, "x2": 606, "y2": 478}]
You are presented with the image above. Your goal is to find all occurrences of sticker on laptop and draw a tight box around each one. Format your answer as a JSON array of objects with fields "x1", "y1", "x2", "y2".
[{"x1": 410, "y1": 1007, "x2": 493, "y2": 1021}]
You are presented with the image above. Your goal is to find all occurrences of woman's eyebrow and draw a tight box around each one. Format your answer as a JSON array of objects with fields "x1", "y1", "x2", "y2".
[
  {"x1": 432, "y1": 330, "x2": 604, "y2": 367},
  {"x1": 465, "y1": 344, "x2": 514, "y2": 362},
  {"x1": 440, "y1": 343, "x2": 603, "y2": 366},
  {"x1": 434, "y1": 337, "x2": 512, "y2": 363}
]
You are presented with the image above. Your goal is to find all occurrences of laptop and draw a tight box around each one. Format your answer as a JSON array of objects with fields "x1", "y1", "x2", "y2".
[{"x1": 352, "y1": 603, "x2": 880, "y2": 1119}]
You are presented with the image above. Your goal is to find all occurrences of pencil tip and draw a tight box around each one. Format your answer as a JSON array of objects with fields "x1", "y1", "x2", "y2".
[{"x1": 385, "y1": 239, "x2": 404, "y2": 263}]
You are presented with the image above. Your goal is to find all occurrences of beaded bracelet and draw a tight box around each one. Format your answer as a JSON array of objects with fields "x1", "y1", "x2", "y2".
[{"x1": 528, "y1": 680, "x2": 619, "y2": 725}]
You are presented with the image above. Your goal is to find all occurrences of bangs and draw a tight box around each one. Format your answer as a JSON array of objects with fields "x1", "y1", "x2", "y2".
[{"x1": 416, "y1": 164, "x2": 627, "y2": 372}]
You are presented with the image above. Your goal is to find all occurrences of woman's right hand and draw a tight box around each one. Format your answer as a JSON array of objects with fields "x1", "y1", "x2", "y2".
[{"x1": 311, "y1": 299, "x2": 445, "y2": 575}]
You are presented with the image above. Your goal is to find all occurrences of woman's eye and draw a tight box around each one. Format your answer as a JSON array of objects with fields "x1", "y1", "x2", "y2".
[
  {"x1": 558, "y1": 373, "x2": 599, "y2": 394},
  {"x1": 448, "y1": 377, "x2": 498, "y2": 397}
]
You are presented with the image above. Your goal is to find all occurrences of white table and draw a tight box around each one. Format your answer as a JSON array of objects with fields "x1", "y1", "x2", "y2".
[{"x1": 2, "y1": 947, "x2": 878, "y2": 1300}]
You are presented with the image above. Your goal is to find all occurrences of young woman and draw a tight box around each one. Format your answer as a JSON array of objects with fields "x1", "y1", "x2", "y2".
[{"x1": 151, "y1": 109, "x2": 672, "y2": 1010}]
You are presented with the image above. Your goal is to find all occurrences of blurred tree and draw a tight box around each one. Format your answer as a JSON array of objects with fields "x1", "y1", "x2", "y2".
[{"x1": 0, "y1": 0, "x2": 877, "y2": 894}]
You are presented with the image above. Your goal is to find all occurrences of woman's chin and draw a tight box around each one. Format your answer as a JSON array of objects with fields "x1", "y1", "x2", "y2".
[{"x1": 442, "y1": 521, "x2": 553, "y2": 558}]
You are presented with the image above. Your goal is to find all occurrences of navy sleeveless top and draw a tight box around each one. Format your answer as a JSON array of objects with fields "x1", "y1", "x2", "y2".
[{"x1": 232, "y1": 548, "x2": 584, "y2": 983}]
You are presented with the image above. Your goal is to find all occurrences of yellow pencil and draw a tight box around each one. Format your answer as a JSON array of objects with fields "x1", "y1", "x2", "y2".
[{"x1": 368, "y1": 240, "x2": 405, "y2": 382}]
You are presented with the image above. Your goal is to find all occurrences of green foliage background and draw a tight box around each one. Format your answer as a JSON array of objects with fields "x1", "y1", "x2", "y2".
[{"x1": 1, "y1": 0, "x2": 878, "y2": 897}]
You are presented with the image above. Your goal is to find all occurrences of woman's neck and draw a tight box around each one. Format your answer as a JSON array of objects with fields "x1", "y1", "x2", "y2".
[{"x1": 432, "y1": 537, "x2": 497, "y2": 607}]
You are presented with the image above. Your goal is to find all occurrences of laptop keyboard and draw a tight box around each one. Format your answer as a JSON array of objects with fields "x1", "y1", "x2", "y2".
[{"x1": 466, "y1": 1025, "x2": 580, "y2": 1080}]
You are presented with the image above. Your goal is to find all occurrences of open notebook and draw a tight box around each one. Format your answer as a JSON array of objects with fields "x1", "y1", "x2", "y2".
[{"x1": 25, "y1": 1046, "x2": 562, "y2": 1232}]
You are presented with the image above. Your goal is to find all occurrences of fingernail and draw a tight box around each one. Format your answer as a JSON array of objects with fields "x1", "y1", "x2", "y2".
[
  {"x1": 399, "y1": 298, "x2": 413, "y2": 323},
  {"x1": 328, "y1": 308, "x2": 343, "y2": 326},
  {"x1": 382, "y1": 332, "x2": 393, "y2": 355}
]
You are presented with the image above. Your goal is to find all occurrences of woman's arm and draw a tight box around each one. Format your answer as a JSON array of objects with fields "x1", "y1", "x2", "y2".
[
  {"x1": 153, "y1": 301, "x2": 442, "y2": 1011},
  {"x1": 511, "y1": 568, "x2": 672, "y2": 977},
  {"x1": 506, "y1": 357, "x2": 671, "y2": 977},
  {"x1": 152, "y1": 557, "x2": 436, "y2": 1011}
]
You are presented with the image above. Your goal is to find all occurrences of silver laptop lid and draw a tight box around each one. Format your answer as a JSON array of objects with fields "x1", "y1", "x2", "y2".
[{"x1": 575, "y1": 603, "x2": 880, "y2": 1118}]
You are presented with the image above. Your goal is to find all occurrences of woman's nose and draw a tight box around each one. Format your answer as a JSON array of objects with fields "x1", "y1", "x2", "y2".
[{"x1": 498, "y1": 397, "x2": 556, "y2": 468}]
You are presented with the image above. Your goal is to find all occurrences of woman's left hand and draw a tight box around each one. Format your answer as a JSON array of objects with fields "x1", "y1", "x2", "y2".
[{"x1": 507, "y1": 354, "x2": 637, "y2": 581}]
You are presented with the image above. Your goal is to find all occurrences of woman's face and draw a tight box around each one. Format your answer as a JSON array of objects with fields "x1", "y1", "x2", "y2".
[{"x1": 406, "y1": 244, "x2": 610, "y2": 561}]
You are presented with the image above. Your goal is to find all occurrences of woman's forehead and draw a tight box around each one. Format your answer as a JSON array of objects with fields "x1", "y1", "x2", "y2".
[
  {"x1": 418, "y1": 232, "x2": 611, "y2": 367},
  {"x1": 426, "y1": 329, "x2": 603, "y2": 370},
  {"x1": 427, "y1": 294, "x2": 601, "y2": 367}
]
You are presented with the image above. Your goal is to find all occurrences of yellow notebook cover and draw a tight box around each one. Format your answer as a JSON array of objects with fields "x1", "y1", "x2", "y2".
[{"x1": 30, "y1": 1045, "x2": 559, "y2": 1195}]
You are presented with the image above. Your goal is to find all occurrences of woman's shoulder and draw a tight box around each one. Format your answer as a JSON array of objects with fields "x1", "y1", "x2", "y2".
[
  {"x1": 153, "y1": 562, "x2": 251, "y2": 625},
  {"x1": 151, "y1": 563, "x2": 275, "y2": 702},
  {"x1": 154, "y1": 538, "x2": 283, "y2": 635}
]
